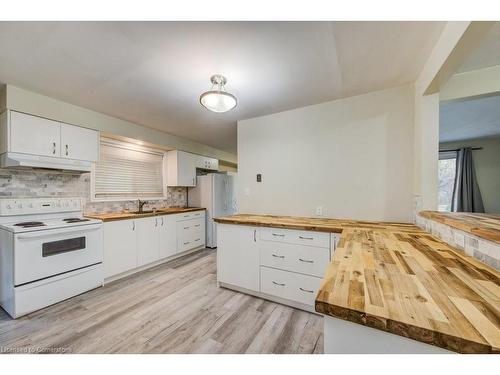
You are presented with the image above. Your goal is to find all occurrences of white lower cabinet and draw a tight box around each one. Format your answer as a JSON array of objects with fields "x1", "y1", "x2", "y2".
[
  {"x1": 136, "y1": 217, "x2": 160, "y2": 267},
  {"x1": 102, "y1": 210, "x2": 206, "y2": 281},
  {"x1": 259, "y1": 241, "x2": 330, "y2": 277},
  {"x1": 217, "y1": 224, "x2": 332, "y2": 310},
  {"x1": 260, "y1": 266, "x2": 322, "y2": 306},
  {"x1": 103, "y1": 219, "x2": 137, "y2": 279},
  {"x1": 217, "y1": 224, "x2": 260, "y2": 291},
  {"x1": 158, "y1": 215, "x2": 177, "y2": 259},
  {"x1": 176, "y1": 214, "x2": 206, "y2": 252}
]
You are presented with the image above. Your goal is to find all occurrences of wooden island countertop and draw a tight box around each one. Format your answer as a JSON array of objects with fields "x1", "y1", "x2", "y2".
[
  {"x1": 214, "y1": 214, "x2": 500, "y2": 353},
  {"x1": 85, "y1": 207, "x2": 205, "y2": 222}
]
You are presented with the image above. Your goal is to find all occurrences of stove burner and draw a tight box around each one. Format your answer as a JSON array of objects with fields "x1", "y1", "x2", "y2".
[
  {"x1": 14, "y1": 221, "x2": 46, "y2": 228},
  {"x1": 63, "y1": 218, "x2": 90, "y2": 223}
]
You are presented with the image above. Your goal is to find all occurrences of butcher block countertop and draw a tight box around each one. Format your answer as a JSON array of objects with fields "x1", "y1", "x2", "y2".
[
  {"x1": 214, "y1": 214, "x2": 500, "y2": 353},
  {"x1": 419, "y1": 211, "x2": 500, "y2": 244},
  {"x1": 213, "y1": 214, "x2": 420, "y2": 233},
  {"x1": 85, "y1": 207, "x2": 205, "y2": 222}
]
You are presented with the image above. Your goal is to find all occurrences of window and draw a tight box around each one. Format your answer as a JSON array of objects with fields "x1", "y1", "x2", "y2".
[
  {"x1": 438, "y1": 151, "x2": 457, "y2": 211},
  {"x1": 92, "y1": 138, "x2": 165, "y2": 200}
]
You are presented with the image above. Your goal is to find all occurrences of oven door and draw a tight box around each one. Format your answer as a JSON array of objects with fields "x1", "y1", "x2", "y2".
[{"x1": 13, "y1": 223, "x2": 103, "y2": 286}]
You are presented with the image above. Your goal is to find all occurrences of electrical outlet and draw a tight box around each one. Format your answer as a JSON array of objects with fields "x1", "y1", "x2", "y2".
[{"x1": 316, "y1": 206, "x2": 323, "y2": 216}]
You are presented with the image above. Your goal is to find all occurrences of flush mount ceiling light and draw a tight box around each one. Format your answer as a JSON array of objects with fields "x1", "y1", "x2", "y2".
[{"x1": 199, "y1": 74, "x2": 237, "y2": 113}]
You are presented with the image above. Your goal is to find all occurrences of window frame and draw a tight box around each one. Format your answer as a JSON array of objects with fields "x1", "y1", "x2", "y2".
[
  {"x1": 90, "y1": 137, "x2": 168, "y2": 202},
  {"x1": 437, "y1": 150, "x2": 458, "y2": 212}
]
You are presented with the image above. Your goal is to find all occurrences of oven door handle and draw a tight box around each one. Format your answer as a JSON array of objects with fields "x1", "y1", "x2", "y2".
[{"x1": 16, "y1": 225, "x2": 102, "y2": 240}]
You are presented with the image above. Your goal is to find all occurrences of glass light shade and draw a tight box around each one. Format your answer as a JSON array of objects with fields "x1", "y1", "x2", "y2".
[{"x1": 199, "y1": 91, "x2": 237, "y2": 113}]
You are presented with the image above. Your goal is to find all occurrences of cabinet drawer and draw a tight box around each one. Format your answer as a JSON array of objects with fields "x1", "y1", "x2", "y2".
[
  {"x1": 260, "y1": 266, "x2": 322, "y2": 306},
  {"x1": 260, "y1": 241, "x2": 330, "y2": 277},
  {"x1": 259, "y1": 227, "x2": 330, "y2": 248},
  {"x1": 177, "y1": 231, "x2": 205, "y2": 252},
  {"x1": 177, "y1": 211, "x2": 205, "y2": 221},
  {"x1": 176, "y1": 218, "x2": 204, "y2": 236}
]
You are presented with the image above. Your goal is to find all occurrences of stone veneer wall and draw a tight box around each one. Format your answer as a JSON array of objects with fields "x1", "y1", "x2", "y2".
[{"x1": 0, "y1": 169, "x2": 187, "y2": 213}]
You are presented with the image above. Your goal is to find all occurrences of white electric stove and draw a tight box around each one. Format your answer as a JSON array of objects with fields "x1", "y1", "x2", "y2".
[{"x1": 0, "y1": 197, "x2": 104, "y2": 318}]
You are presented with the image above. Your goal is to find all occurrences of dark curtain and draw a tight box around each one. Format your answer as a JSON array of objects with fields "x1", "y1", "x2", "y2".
[{"x1": 451, "y1": 147, "x2": 484, "y2": 213}]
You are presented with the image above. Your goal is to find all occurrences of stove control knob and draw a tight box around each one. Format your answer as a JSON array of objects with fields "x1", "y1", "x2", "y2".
[{"x1": 6, "y1": 204, "x2": 12, "y2": 210}]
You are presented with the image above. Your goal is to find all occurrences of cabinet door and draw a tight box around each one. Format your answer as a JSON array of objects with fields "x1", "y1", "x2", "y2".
[
  {"x1": 158, "y1": 215, "x2": 177, "y2": 259},
  {"x1": 9, "y1": 111, "x2": 61, "y2": 157},
  {"x1": 217, "y1": 224, "x2": 259, "y2": 291},
  {"x1": 103, "y1": 220, "x2": 137, "y2": 279},
  {"x1": 136, "y1": 217, "x2": 160, "y2": 267},
  {"x1": 60, "y1": 123, "x2": 99, "y2": 161},
  {"x1": 177, "y1": 151, "x2": 196, "y2": 187}
]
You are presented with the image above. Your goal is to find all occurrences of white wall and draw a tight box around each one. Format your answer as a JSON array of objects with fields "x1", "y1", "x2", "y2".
[
  {"x1": 237, "y1": 85, "x2": 415, "y2": 222},
  {"x1": 413, "y1": 22, "x2": 470, "y2": 214}
]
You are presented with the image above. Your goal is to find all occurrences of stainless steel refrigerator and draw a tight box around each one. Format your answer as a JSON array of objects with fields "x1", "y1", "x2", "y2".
[{"x1": 188, "y1": 173, "x2": 237, "y2": 248}]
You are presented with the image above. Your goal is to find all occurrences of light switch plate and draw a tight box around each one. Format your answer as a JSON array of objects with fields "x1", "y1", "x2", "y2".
[{"x1": 316, "y1": 206, "x2": 323, "y2": 216}]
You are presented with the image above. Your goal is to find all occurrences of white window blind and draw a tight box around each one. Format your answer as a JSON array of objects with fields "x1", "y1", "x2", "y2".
[{"x1": 94, "y1": 139, "x2": 164, "y2": 199}]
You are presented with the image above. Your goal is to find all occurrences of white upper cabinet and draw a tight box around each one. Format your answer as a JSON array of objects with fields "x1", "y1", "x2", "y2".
[
  {"x1": 9, "y1": 111, "x2": 61, "y2": 157},
  {"x1": 60, "y1": 122, "x2": 99, "y2": 161},
  {"x1": 166, "y1": 150, "x2": 197, "y2": 187},
  {"x1": 3, "y1": 110, "x2": 99, "y2": 163},
  {"x1": 195, "y1": 155, "x2": 219, "y2": 171},
  {"x1": 166, "y1": 150, "x2": 219, "y2": 187}
]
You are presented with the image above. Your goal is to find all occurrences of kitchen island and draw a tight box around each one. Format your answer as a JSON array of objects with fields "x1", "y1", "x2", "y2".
[{"x1": 214, "y1": 214, "x2": 500, "y2": 354}]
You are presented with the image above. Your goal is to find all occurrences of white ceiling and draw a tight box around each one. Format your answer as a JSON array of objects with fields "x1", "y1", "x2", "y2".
[
  {"x1": 456, "y1": 22, "x2": 500, "y2": 73},
  {"x1": 0, "y1": 21, "x2": 445, "y2": 153},
  {"x1": 440, "y1": 94, "x2": 500, "y2": 143}
]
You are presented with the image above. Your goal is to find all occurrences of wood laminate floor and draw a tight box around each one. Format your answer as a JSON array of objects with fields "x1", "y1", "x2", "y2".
[{"x1": 0, "y1": 249, "x2": 323, "y2": 354}]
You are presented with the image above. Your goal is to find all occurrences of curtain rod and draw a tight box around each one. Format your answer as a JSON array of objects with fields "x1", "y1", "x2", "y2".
[{"x1": 440, "y1": 147, "x2": 483, "y2": 152}]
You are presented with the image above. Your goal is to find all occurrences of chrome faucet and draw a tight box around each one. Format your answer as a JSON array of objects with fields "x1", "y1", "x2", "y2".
[{"x1": 137, "y1": 199, "x2": 148, "y2": 213}]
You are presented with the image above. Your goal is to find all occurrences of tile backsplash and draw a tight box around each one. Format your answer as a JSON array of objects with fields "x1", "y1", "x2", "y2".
[
  {"x1": 0, "y1": 169, "x2": 90, "y2": 198},
  {"x1": 0, "y1": 169, "x2": 188, "y2": 213}
]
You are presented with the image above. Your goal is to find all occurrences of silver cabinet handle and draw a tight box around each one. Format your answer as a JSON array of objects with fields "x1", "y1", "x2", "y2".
[
  {"x1": 132, "y1": 221, "x2": 135, "y2": 231},
  {"x1": 253, "y1": 229, "x2": 256, "y2": 242},
  {"x1": 65, "y1": 144, "x2": 69, "y2": 156},
  {"x1": 272, "y1": 281, "x2": 285, "y2": 287},
  {"x1": 195, "y1": 238, "x2": 201, "y2": 242},
  {"x1": 155, "y1": 218, "x2": 158, "y2": 227},
  {"x1": 161, "y1": 217, "x2": 164, "y2": 226},
  {"x1": 272, "y1": 254, "x2": 285, "y2": 259},
  {"x1": 299, "y1": 236, "x2": 314, "y2": 240},
  {"x1": 183, "y1": 241, "x2": 190, "y2": 245},
  {"x1": 184, "y1": 226, "x2": 190, "y2": 230},
  {"x1": 195, "y1": 224, "x2": 201, "y2": 227},
  {"x1": 299, "y1": 287, "x2": 314, "y2": 293},
  {"x1": 272, "y1": 233, "x2": 285, "y2": 237},
  {"x1": 52, "y1": 142, "x2": 56, "y2": 154},
  {"x1": 299, "y1": 258, "x2": 314, "y2": 263},
  {"x1": 183, "y1": 214, "x2": 189, "y2": 218}
]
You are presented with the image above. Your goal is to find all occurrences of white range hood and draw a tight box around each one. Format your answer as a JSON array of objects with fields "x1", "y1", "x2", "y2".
[{"x1": 0, "y1": 152, "x2": 92, "y2": 172}]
